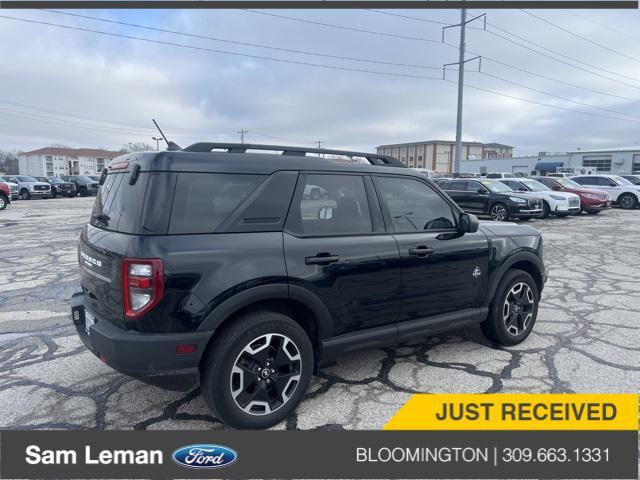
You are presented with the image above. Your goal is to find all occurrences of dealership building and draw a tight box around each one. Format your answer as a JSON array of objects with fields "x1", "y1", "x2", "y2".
[
  {"x1": 18, "y1": 147, "x2": 121, "y2": 177},
  {"x1": 376, "y1": 140, "x2": 513, "y2": 172},
  {"x1": 461, "y1": 146, "x2": 640, "y2": 176}
]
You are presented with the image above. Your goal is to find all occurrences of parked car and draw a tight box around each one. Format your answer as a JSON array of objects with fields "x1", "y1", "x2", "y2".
[
  {"x1": 571, "y1": 174, "x2": 640, "y2": 210},
  {"x1": 434, "y1": 178, "x2": 543, "y2": 222},
  {"x1": 60, "y1": 175, "x2": 100, "y2": 197},
  {"x1": 36, "y1": 176, "x2": 77, "y2": 198},
  {"x1": 70, "y1": 143, "x2": 546, "y2": 429},
  {"x1": 0, "y1": 181, "x2": 11, "y2": 210},
  {"x1": 1, "y1": 175, "x2": 51, "y2": 199},
  {"x1": 498, "y1": 178, "x2": 581, "y2": 218},
  {"x1": 530, "y1": 176, "x2": 610, "y2": 215},
  {"x1": 620, "y1": 174, "x2": 640, "y2": 186},
  {"x1": 3, "y1": 180, "x2": 18, "y2": 200},
  {"x1": 412, "y1": 168, "x2": 434, "y2": 179},
  {"x1": 486, "y1": 172, "x2": 517, "y2": 179}
]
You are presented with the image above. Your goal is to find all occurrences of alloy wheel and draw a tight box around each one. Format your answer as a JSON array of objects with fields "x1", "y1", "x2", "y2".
[
  {"x1": 502, "y1": 282, "x2": 535, "y2": 336},
  {"x1": 491, "y1": 205, "x2": 507, "y2": 221},
  {"x1": 0, "y1": 197, "x2": 5, "y2": 209},
  {"x1": 619, "y1": 194, "x2": 635, "y2": 209},
  {"x1": 230, "y1": 333, "x2": 302, "y2": 416}
]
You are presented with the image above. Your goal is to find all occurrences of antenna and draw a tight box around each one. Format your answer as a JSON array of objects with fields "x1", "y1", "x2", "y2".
[{"x1": 152, "y1": 119, "x2": 181, "y2": 151}]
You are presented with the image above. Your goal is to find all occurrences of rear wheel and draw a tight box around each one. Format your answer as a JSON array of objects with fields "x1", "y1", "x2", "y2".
[
  {"x1": 481, "y1": 269, "x2": 539, "y2": 346},
  {"x1": 201, "y1": 310, "x2": 313, "y2": 429},
  {"x1": 78, "y1": 187, "x2": 88, "y2": 197},
  {"x1": 490, "y1": 203, "x2": 509, "y2": 221},
  {"x1": 618, "y1": 193, "x2": 637, "y2": 210}
]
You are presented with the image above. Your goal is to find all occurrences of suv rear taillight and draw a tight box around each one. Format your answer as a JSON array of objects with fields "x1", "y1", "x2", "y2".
[{"x1": 122, "y1": 258, "x2": 164, "y2": 319}]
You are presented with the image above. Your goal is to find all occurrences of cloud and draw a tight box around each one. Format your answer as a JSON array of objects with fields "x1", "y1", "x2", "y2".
[{"x1": 0, "y1": 8, "x2": 639, "y2": 155}]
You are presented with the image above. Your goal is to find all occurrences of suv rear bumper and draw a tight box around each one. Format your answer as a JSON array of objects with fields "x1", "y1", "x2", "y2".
[{"x1": 70, "y1": 292, "x2": 211, "y2": 391}]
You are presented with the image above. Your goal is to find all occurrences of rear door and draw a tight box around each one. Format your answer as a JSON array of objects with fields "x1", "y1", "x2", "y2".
[
  {"x1": 283, "y1": 173, "x2": 401, "y2": 337},
  {"x1": 443, "y1": 180, "x2": 473, "y2": 211},
  {"x1": 465, "y1": 180, "x2": 491, "y2": 213},
  {"x1": 372, "y1": 174, "x2": 489, "y2": 324}
]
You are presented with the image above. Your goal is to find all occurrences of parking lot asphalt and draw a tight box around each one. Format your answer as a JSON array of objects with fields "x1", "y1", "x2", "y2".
[{"x1": 0, "y1": 198, "x2": 638, "y2": 430}]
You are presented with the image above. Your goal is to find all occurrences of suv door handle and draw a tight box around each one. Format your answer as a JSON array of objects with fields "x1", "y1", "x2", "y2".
[
  {"x1": 305, "y1": 254, "x2": 340, "y2": 265},
  {"x1": 408, "y1": 246, "x2": 434, "y2": 257}
]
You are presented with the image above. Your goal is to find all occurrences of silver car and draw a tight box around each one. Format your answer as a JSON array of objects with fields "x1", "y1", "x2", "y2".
[{"x1": 1, "y1": 175, "x2": 52, "y2": 200}]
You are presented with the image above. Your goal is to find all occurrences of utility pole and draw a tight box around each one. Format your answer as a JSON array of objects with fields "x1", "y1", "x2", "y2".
[
  {"x1": 315, "y1": 140, "x2": 324, "y2": 157},
  {"x1": 152, "y1": 136, "x2": 162, "y2": 151},
  {"x1": 442, "y1": 11, "x2": 485, "y2": 174},
  {"x1": 237, "y1": 129, "x2": 248, "y2": 144}
]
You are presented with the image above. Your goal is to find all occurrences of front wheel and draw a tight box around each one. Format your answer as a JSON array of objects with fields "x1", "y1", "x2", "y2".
[
  {"x1": 586, "y1": 210, "x2": 601, "y2": 215},
  {"x1": 19, "y1": 189, "x2": 31, "y2": 200},
  {"x1": 541, "y1": 201, "x2": 551, "y2": 218},
  {"x1": 201, "y1": 311, "x2": 314, "y2": 429},
  {"x1": 78, "y1": 187, "x2": 88, "y2": 197},
  {"x1": 0, "y1": 195, "x2": 7, "y2": 210},
  {"x1": 490, "y1": 203, "x2": 510, "y2": 222},
  {"x1": 481, "y1": 269, "x2": 539, "y2": 346},
  {"x1": 618, "y1": 193, "x2": 638, "y2": 210}
]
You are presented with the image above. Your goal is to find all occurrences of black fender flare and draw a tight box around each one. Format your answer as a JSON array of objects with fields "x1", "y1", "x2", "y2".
[
  {"x1": 197, "y1": 283, "x2": 333, "y2": 341},
  {"x1": 485, "y1": 251, "x2": 545, "y2": 307}
]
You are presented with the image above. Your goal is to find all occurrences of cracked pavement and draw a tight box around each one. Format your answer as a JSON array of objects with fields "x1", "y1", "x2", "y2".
[{"x1": 0, "y1": 198, "x2": 638, "y2": 430}]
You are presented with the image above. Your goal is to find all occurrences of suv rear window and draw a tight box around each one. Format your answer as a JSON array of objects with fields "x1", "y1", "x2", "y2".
[
  {"x1": 91, "y1": 172, "x2": 149, "y2": 234},
  {"x1": 169, "y1": 173, "x2": 266, "y2": 234}
]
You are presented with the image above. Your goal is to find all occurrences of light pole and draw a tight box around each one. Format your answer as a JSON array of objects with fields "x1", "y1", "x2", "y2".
[{"x1": 152, "y1": 137, "x2": 162, "y2": 151}]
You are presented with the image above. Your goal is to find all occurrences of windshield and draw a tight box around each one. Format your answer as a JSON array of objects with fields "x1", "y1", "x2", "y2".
[
  {"x1": 480, "y1": 180, "x2": 513, "y2": 193},
  {"x1": 556, "y1": 178, "x2": 582, "y2": 189},
  {"x1": 521, "y1": 179, "x2": 551, "y2": 192},
  {"x1": 17, "y1": 176, "x2": 38, "y2": 182},
  {"x1": 612, "y1": 176, "x2": 632, "y2": 186},
  {"x1": 47, "y1": 177, "x2": 64, "y2": 184}
]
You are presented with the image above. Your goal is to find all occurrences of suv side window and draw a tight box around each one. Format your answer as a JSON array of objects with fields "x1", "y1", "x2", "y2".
[
  {"x1": 502, "y1": 180, "x2": 521, "y2": 190},
  {"x1": 375, "y1": 176, "x2": 457, "y2": 232},
  {"x1": 467, "y1": 181, "x2": 484, "y2": 192},
  {"x1": 287, "y1": 174, "x2": 372, "y2": 236},
  {"x1": 449, "y1": 180, "x2": 468, "y2": 191},
  {"x1": 574, "y1": 176, "x2": 594, "y2": 186}
]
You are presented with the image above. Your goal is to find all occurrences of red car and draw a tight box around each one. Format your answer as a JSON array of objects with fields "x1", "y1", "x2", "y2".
[
  {"x1": 0, "y1": 181, "x2": 11, "y2": 210},
  {"x1": 532, "y1": 176, "x2": 610, "y2": 214}
]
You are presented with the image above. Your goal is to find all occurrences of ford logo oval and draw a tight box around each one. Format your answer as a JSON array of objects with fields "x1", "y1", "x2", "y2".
[{"x1": 172, "y1": 444, "x2": 238, "y2": 469}]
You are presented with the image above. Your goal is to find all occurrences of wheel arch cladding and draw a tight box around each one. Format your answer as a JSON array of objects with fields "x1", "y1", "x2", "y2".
[
  {"x1": 197, "y1": 285, "x2": 333, "y2": 369},
  {"x1": 487, "y1": 253, "x2": 544, "y2": 304}
]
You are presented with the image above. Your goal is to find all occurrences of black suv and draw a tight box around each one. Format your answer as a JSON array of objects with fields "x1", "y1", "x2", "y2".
[
  {"x1": 434, "y1": 178, "x2": 543, "y2": 221},
  {"x1": 70, "y1": 143, "x2": 546, "y2": 429},
  {"x1": 60, "y1": 175, "x2": 100, "y2": 196},
  {"x1": 36, "y1": 176, "x2": 77, "y2": 198}
]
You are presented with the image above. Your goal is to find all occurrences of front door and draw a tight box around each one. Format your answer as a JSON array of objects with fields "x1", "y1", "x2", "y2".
[
  {"x1": 284, "y1": 173, "x2": 401, "y2": 337},
  {"x1": 373, "y1": 175, "x2": 489, "y2": 322}
]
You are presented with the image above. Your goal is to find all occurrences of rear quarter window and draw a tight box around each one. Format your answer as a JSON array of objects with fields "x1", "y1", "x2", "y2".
[
  {"x1": 169, "y1": 173, "x2": 266, "y2": 234},
  {"x1": 91, "y1": 172, "x2": 150, "y2": 234}
]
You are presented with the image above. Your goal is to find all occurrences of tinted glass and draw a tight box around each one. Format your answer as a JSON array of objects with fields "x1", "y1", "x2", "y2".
[
  {"x1": 485, "y1": 173, "x2": 499, "y2": 178},
  {"x1": 573, "y1": 176, "x2": 595, "y2": 185},
  {"x1": 623, "y1": 175, "x2": 640, "y2": 185},
  {"x1": 480, "y1": 180, "x2": 513, "y2": 193},
  {"x1": 376, "y1": 176, "x2": 456, "y2": 232},
  {"x1": 169, "y1": 173, "x2": 266, "y2": 234},
  {"x1": 449, "y1": 180, "x2": 468, "y2": 191},
  {"x1": 288, "y1": 174, "x2": 372, "y2": 236},
  {"x1": 501, "y1": 180, "x2": 523, "y2": 190},
  {"x1": 556, "y1": 178, "x2": 582, "y2": 189},
  {"x1": 91, "y1": 172, "x2": 149, "y2": 234}
]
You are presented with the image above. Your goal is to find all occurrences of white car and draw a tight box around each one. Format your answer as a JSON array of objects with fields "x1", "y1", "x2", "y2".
[
  {"x1": 412, "y1": 168, "x2": 434, "y2": 179},
  {"x1": 571, "y1": 174, "x2": 640, "y2": 210},
  {"x1": 499, "y1": 178, "x2": 581, "y2": 218}
]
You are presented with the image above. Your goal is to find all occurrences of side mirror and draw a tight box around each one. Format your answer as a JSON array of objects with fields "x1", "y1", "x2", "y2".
[
  {"x1": 477, "y1": 188, "x2": 486, "y2": 194},
  {"x1": 552, "y1": 185, "x2": 561, "y2": 191},
  {"x1": 459, "y1": 212, "x2": 479, "y2": 234},
  {"x1": 318, "y1": 206, "x2": 333, "y2": 220}
]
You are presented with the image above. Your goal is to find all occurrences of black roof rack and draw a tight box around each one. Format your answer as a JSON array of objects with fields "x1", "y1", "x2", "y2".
[{"x1": 182, "y1": 142, "x2": 405, "y2": 168}]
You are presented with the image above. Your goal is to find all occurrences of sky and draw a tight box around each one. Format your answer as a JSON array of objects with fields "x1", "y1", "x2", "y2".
[{"x1": 0, "y1": 8, "x2": 639, "y2": 156}]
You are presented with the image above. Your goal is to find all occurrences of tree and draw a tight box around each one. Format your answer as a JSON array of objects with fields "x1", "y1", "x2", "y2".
[
  {"x1": 49, "y1": 143, "x2": 71, "y2": 148},
  {"x1": 0, "y1": 150, "x2": 19, "y2": 174},
  {"x1": 123, "y1": 142, "x2": 155, "y2": 153}
]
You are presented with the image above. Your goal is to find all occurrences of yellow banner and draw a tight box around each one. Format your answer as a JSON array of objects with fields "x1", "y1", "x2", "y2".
[{"x1": 384, "y1": 394, "x2": 638, "y2": 430}]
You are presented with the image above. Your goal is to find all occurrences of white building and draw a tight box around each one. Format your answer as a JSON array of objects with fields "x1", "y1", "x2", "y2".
[
  {"x1": 18, "y1": 147, "x2": 121, "y2": 177},
  {"x1": 461, "y1": 146, "x2": 640, "y2": 176}
]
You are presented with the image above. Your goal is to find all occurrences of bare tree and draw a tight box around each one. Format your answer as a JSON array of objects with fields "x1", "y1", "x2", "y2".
[
  {"x1": 123, "y1": 142, "x2": 155, "y2": 153},
  {"x1": 0, "y1": 150, "x2": 19, "y2": 174}
]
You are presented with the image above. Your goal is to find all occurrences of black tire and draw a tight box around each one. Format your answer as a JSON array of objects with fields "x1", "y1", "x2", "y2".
[
  {"x1": 586, "y1": 210, "x2": 601, "y2": 215},
  {"x1": 19, "y1": 188, "x2": 30, "y2": 200},
  {"x1": 618, "y1": 193, "x2": 638, "y2": 210},
  {"x1": 200, "y1": 310, "x2": 314, "y2": 429},
  {"x1": 78, "y1": 187, "x2": 88, "y2": 197},
  {"x1": 489, "y1": 202, "x2": 510, "y2": 222},
  {"x1": 0, "y1": 195, "x2": 7, "y2": 210},
  {"x1": 541, "y1": 201, "x2": 551, "y2": 218},
  {"x1": 555, "y1": 212, "x2": 569, "y2": 218},
  {"x1": 481, "y1": 269, "x2": 539, "y2": 346}
]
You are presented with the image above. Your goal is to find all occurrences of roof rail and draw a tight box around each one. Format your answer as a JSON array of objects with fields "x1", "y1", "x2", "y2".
[{"x1": 182, "y1": 142, "x2": 405, "y2": 167}]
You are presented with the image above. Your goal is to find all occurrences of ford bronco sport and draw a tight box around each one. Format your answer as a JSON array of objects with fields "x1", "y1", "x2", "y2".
[{"x1": 71, "y1": 143, "x2": 546, "y2": 429}]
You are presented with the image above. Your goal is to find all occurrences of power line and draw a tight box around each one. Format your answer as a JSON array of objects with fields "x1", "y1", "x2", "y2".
[
  {"x1": 43, "y1": 10, "x2": 443, "y2": 72},
  {"x1": 3, "y1": 14, "x2": 640, "y2": 127},
  {"x1": 574, "y1": 13, "x2": 640, "y2": 45},
  {"x1": 521, "y1": 10, "x2": 640, "y2": 65}
]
